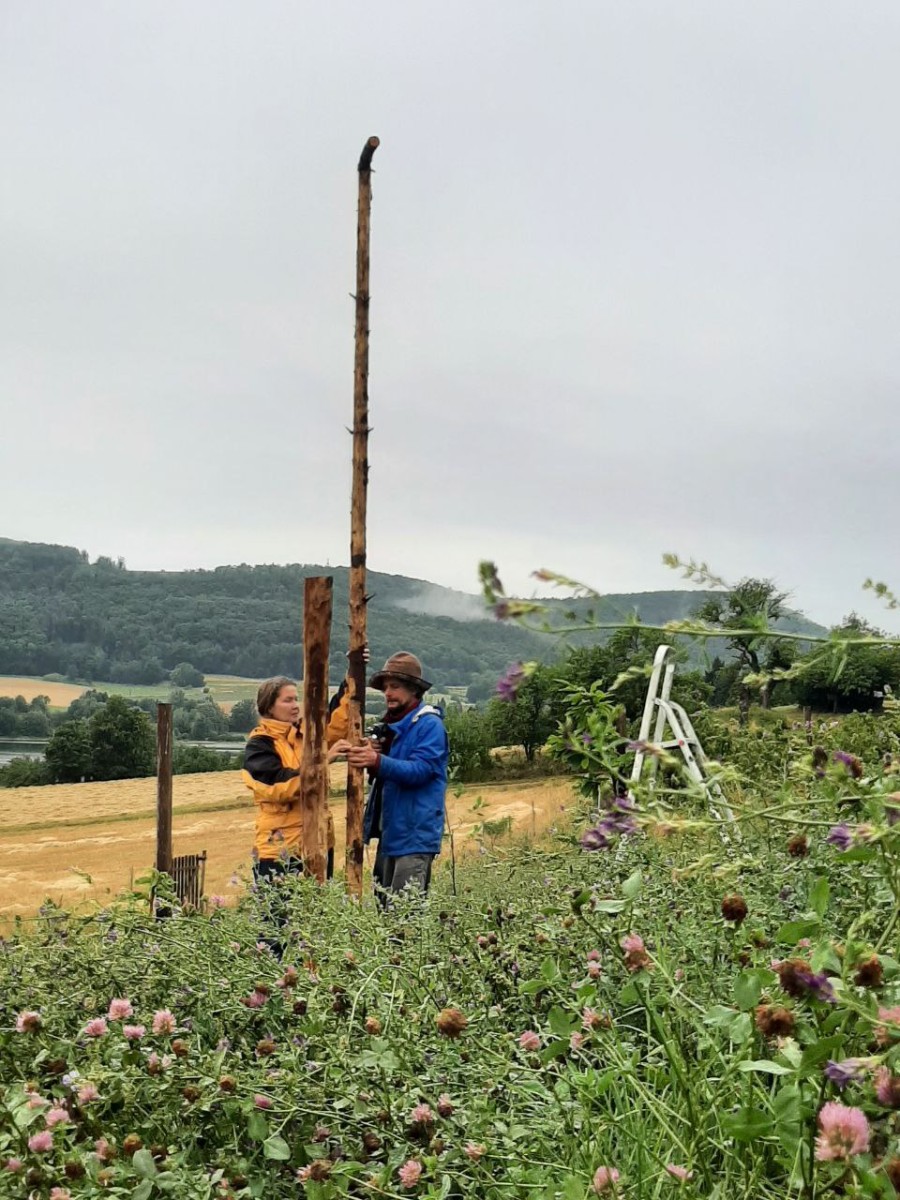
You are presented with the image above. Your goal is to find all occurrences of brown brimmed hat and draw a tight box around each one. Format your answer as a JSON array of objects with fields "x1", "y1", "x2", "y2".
[{"x1": 369, "y1": 651, "x2": 431, "y2": 693}]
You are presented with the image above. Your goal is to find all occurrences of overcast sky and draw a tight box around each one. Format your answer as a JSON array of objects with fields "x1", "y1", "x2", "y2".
[{"x1": 2, "y1": 1, "x2": 899, "y2": 630}]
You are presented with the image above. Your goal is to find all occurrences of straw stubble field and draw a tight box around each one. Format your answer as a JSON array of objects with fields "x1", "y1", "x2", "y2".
[{"x1": 0, "y1": 768, "x2": 573, "y2": 919}]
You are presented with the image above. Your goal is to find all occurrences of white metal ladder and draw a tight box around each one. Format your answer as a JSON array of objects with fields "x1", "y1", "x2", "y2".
[{"x1": 630, "y1": 644, "x2": 739, "y2": 834}]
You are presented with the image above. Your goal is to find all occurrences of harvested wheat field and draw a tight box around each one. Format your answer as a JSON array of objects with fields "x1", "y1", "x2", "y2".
[
  {"x1": 0, "y1": 770, "x2": 574, "y2": 919},
  {"x1": 0, "y1": 675, "x2": 87, "y2": 706}
]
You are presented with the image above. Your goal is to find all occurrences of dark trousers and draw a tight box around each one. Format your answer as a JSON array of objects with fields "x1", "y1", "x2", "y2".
[
  {"x1": 254, "y1": 849, "x2": 334, "y2": 885},
  {"x1": 253, "y1": 851, "x2": 334, "y2": 951},
  {"x1": 372, "y1": 850, "x2": 435, "y2": 908}
]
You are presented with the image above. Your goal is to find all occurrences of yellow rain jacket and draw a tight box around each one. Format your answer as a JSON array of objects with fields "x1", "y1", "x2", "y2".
[{"x1": 241, "y1": 686, "x2": 349, "y2": 862}]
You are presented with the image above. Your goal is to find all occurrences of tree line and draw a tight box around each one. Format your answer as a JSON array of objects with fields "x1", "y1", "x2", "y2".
[{"x1": 0, "y1": 689, "x2": 253, "y2": 788}]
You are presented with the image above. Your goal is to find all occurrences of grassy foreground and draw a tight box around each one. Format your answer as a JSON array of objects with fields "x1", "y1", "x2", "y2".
[{"x1": 1, "y1": 760, "x2": 898, "y2": 1199}]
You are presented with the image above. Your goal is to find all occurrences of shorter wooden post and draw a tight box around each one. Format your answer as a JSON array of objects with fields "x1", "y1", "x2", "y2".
[
  {"x1": 156, "y1": 703, "x2": 173, "y2": 876},
  {"x1": 300, "y1": 577, "x2": 333, "y2": 882}
]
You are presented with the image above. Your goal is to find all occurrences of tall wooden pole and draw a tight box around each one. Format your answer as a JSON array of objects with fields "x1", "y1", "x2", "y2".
[
  {"x1": 155, "y1": 702, "x2": 173, "y2": 876},
  {"x1": 346, "y1": 135, "x2": 379, "y2": 898},
  {"x1": 300, "y1": 576, "x2": 333, "y2": 883}
]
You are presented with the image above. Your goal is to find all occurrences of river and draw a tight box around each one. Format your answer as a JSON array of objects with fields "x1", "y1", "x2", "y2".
[{"x1": 0, "y1": 739, "x2": 241, "y2": 767}]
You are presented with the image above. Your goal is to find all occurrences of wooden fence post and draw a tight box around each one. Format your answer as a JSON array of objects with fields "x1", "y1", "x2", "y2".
[
  {"x1": 300, "y1": 576, "x2": 333, "y2": 882},
  {"x1": 156, "y1": 703, "x2": 173, "y2": 876},
  {"x1": 346, "y1": 135, "x2": 379, "y2": 899}
]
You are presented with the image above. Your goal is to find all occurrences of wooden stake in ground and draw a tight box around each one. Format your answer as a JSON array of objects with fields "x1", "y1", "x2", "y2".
[
  {"x1": 345, "y1": 135, "x2": 379, "y2": 898},
  {"x1": 155, "y1": 702, "x2": 173, "y2": 876},
  {"x1": 300, "y1": 576, "x2": 333, "y2": 882}
]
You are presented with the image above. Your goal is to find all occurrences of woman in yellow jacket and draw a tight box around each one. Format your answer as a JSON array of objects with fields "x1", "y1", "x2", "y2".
[{"x1": 242, "y1": 675, "x2": 350, "y2": 881}]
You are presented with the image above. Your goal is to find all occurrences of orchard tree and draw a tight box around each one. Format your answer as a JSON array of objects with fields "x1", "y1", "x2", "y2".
[
  {"x1": 169, "y1": 662, "x2": 205, "y2": 689},
  {"x1": 694, "y1": 578, "x2": 789, "y2": 717},
  {"x1": 487, "y1": 666, "x2": 559, "y2": 762},
  {"x1": 89, "y1": 696, "x2": 155, "y2": 781},
  {"x1": 229, "y1": 698, "x2": 258, "y2": 733},
  {"x1": 45, "y1": 720, "x2": 92, "y2": 783},
  {"x1": 795, "y1": 614, "x2": 900, "y2": 713}
]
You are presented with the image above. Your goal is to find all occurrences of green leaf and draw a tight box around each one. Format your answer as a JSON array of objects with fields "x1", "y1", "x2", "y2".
[
  {"x1": 809, "y1": 876, "x2": 829, "y2": 918},
  {"x1": 540, "y1": 957, "x2": 561, "y2": 983},
  {"x1": 594, "y1": 899, "x2": 625, "y2": 914},
  {"x1": 560, "y1": 1176, "x2": 588, "y2": 1200},
  {"x1": 734, "y1": 970, "x2": 767, "y2": 1011},
  {"x1": 799, "y1": 1036, "x2": 844, "y2": 1077},
  {"x1": 132, "y1": 1149, "x2": 158, "y2": 1179},
  {"x1": 519, "y1": 978, "x2": 548, "y2": 996},
  {"x1": 621, "y1": 869, "x2": 642, "y2": 901},
  {"x1": 772, "y1": 1084, "x2": 803, "y2": 1125},
  {"x1": 247, "y1": 1110, "x2": 269, "y2": 1141},
  {"x1": 738, "y1": 1060, "x2": 794, "y2": 1075},
  {"x1": 571, "y1": 888, "x2": 592, "y2": 911},
  {"x1": 538, "y1": 1038, "x2": 569, "y2": 1063},
  {"x1": 775, "y1": 919, "x2": 820, "y2": 945},
  {"x1": 132, "y1": 1181, "x2": 153, "y2": 1200},
  {"x1": 722, "y1": 1108, "x2": 773, "y2": 1142},
  {"x1": 548, "y1": 1006, "x2": 578, "y2": 1037},
  {"x1": 263, "y1": 1134, "x2": 291, "y2": 1161}
]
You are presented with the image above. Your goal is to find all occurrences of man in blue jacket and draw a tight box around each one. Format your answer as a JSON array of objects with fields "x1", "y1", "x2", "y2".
[{"x1": 347, "y1": 652, "x2": 448, "y2": 902}]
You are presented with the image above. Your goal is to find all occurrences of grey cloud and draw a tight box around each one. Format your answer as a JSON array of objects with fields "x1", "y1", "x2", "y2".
[{"x1": 2, "y1": 0, "x2": 899, "y2": 634}]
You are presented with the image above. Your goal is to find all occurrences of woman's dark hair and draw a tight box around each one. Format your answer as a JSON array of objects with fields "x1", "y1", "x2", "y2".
[{"x1": 256, "y1": 676, "x2": 295, "y2": 719}]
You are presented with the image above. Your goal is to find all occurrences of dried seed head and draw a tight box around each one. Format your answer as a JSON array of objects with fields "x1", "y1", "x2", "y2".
[
  {"x1": 854, "y1": 955, "x2": 883, "y2": 989},
  {"x1": 435, "y1": 1007, "x2": 468, "y2": 1038},
  {"x1": 721, "y1": 895, "x2": 748, "y2": 924},
  {"x1": 755, "y1": 1004, "x2": 795, "y2": 1039}
]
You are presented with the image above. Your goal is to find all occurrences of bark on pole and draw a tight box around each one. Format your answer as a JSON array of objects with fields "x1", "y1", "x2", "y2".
[
  {"x1": 345, "y1": 135, "x2": 379, "y2": 898},
  {"x1": 300, "y1": 576, "x2": 333, "y2": 883},
  {"x1": 155, "y1": 703, "x2": 173, "y2": 875}
]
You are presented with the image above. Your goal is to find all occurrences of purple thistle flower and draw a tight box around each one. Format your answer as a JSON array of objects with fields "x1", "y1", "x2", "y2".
[
  {"x1": 797, "y1": 965, "x2": 837, "y2": 1004},
  {"x1": 832, "y1": 750, "x2": 864, "y2": 779},
  {"x1": 826, "y1": 824, "x2": 854, "y2": 852},
  {"x1": 496, "y1": 662, "x2": 526, "y2": 702},
  {"x1": 825, "y1": 1059, "x2": 867, "y2": 1090},
  {"x1": 581, "y1": 827, "x2": 612, "y2": 852}
]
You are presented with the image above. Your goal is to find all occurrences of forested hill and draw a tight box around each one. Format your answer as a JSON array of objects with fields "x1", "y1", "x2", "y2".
[{"x1": 0, "y1": 538, "x2": 826, "y2": 689}]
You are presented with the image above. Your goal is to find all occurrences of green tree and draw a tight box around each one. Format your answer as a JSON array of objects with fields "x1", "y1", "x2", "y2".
[
  {"x1": 694, "y1": 578, "x2": 788, "y2": 717},
  {"x1": 189, "y1": 698, "x2": 228, "y2": 740},
  {"x1": 18, "y1": 709, "x2": 50, "y2": 738},
  {"x1": 170, "y1": 662, "x2": 205, "y2": 689},
  {"x1": 45, "y1": 720, "x2": 93, "y2": 783},
  {"x1": 0, "y1": 757, "x2": 50, "y2": 788},
  {"x1": 794, "y1": 614, "x2": 900, "y2": 713},
  {"x1": 444, "y1": 706, "x2": 494, "y2": 781},
  {"x1": 66, "y1": 690, "x2": 110, "y2": 722},
  {"x1": 88, "y1": 696, "x2": 155, "y2": 781},
  {"x1": 465, "y1": 672, "x2": 499, "y2": 705},
  {"x1": 487, "y1": 667, "x2": 560, "y2": 762},
  {"x1": 229, "y1": 698, "x2": 258, "y2": 733},
  {"x1": 563, "y1": 628, "x2": 710, "y2": 722}
]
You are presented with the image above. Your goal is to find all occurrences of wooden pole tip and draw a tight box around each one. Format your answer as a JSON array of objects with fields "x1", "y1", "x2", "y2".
[{"x1": 358, "y1": 137, "x2": 380, "y2": 171}]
